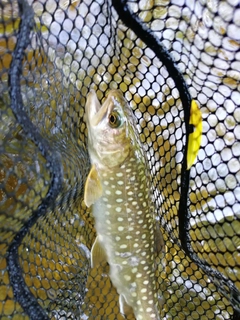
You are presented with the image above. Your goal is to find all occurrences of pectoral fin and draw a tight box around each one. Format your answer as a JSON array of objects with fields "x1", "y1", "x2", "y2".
[
  {"x1": 187, "y1": 100, "x2": 202, "y2": 170},
  {"x1": 91, "y1": 236, "x2": 107, "y2": 268},
  {"x1": 119, "y1": 294, "x2": 133, "y2": 317},
  {"x1": 84, "y1": 165, "x2": 102, "y2": 207}
]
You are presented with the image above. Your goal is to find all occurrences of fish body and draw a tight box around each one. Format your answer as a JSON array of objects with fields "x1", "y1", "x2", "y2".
[{"x1": 84, "y1": 89, "x2": 162, "y2": 320}]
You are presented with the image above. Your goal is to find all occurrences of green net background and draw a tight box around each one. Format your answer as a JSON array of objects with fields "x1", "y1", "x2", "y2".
[{"x1": 0, "y1": 0, "x2": 240, "y2": 319}]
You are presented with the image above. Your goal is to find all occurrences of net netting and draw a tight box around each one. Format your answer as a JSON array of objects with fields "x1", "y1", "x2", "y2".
[{"x1": 0, "y1": 0, "x2": 240, "y2": 319}]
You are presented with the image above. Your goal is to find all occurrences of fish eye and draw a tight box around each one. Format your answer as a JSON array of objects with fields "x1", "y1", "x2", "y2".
[{"x1": 109, "y1": 111, "x2": 122, "y2": 128}]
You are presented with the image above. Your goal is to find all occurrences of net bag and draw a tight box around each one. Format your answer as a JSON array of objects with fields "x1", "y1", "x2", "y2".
[{"x1": 0, "y1": 0, "x2": 240, "y2": 319}]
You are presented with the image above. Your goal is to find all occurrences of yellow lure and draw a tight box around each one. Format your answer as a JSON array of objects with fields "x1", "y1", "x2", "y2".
[{"x1": 187, "y1": 100, "x2": 202, "y2": 170}]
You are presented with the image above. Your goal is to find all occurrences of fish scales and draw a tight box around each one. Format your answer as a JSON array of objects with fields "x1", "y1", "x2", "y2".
[
  {"x1": 95, "y1": 154, "x2": 158, "y2": 319},
  {"x1": 84, "y1": 89, "x2": 162, "y2": 320}
]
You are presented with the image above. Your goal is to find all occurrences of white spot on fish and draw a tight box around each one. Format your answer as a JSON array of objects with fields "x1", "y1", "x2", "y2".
[
  {"x1": 103, "y1": 180, "x2": 109, "y2": 185},
  {"x1": 106, "y1": 220, "x2": 111, "y2": 224},
  {"x1": 137, "y1": 211, "x2": 143, "y2": 215},
  {"x1": 131, "y1": 292, "x2": 137, "y2": 297},
  {"x1": 142, "y1": 234, "x2": 146, "y2": 239},
  {"x1": 120, "y1": 244, "x2": 127, "y2": 249},
  {"x1": 118, "y1": 226, "x2": 124, "y2": 231},
  {"x1": 146, "y1": 307, "x2": 153, "y2": 312},
  {"x1": 133, "y1": 243, "x2": 139, "y2": 248},
  {"x1": 117, "y1": 180, "x2": 124, "y2": 185},
  {"x1": 106, "y1": 190, "x2": 111, "y2": 195},
  {"x1": 136, "y1": 273, "x2": 142, "y2": 278},
  {"x1": 124, "y1": 275, "x2": 131, "y2": 281},
  {"x1": 142, "y1": 295, "x2": 147, "y2": 300},
  {"x1": 143, "y1": 280, "x2": 149, "y2": 285},
  {"x1": 116, "y1": 198, "x2": 123, "y2": 203},
  {"x1": 116, "y1": 172, "x2": 123, "y2": 177},
  {"x1": 117, "y1": 217, "x2": 124, "y2": 222},
  {"x1": 132, "y1": 201, "x2": 138, "y2": 206},
  {"x1": 126, "y1": 235, "x2": 132, "y2": 240},
  {"x1": 138, "y1": 219, "x2": 143, "y2": 224},
  {"x1": 116, "y1": 236, "x2": 121, "y2": 241},
  {"x1": 115, "y1": 190, "x2": 122, "y2": 195},
  {"x1": 131, "y1": 267, "x2": 138, "y2": 273},
  {"x1": 127, "y1": 191, "x2": 133, "y2": 196},
  {"x1": 130, "y1": 281, "x2": 137, "y2": 288},
  {"x1": 115, "y1": 207, "x2": 122, "y2": 213},
  {"x1": 141, "y1": 288, "x2": 147, "y2": 293},
  {"x1": 106, "y1": 204, "x2": 112, "y2": 208}
]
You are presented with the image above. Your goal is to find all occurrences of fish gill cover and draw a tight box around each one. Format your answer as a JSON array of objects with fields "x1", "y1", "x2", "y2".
[{"x1": 0, "y1": 0, "x2": 239, "y2": 319}]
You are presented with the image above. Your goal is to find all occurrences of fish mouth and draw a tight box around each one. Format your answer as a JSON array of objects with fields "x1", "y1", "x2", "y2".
[
  {"x1": 86, "y1": 90, "x2": 125, "y2": 126},
  {"x1": 86, "y1": 90, "x2": 102, "y2": 126}
]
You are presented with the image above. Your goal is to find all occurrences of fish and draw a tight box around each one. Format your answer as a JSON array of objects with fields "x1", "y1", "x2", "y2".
[
  {"x1": 84, "y1": 89, "x2": 164, "y2": 320},
  {"x1": 187, "y1": 100, "x2": 202, "y2": 170}
]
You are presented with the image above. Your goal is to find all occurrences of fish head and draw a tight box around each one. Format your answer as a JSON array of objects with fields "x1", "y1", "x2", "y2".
[{"x1": 85, "y1": 89, "x2": 134, "y2": 168}]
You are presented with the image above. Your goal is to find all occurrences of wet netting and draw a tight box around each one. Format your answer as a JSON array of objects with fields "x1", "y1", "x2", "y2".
[{"x1": 0, "y1": 0, "x2": 240, "y2": 319}]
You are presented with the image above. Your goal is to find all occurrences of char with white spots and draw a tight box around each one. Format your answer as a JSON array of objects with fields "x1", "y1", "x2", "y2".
[{"x1": 84, "y1": 89, "x2": 163, "y2": 320}]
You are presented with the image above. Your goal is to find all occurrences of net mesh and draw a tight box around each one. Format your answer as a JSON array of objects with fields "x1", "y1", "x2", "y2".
[{"x1": 0, "y1": 0, "x2": 240, "y2": 319}]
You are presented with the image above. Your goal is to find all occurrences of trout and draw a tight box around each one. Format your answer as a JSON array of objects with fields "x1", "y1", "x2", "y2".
[{"x1": 84, "y1": 89, "x2": 163, "y2": 320}]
